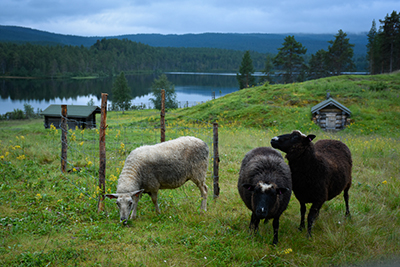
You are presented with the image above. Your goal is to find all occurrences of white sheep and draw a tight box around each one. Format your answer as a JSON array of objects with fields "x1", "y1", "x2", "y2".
[{"x1": 106, "y1": 136, "x2": 209, "y2": 224}]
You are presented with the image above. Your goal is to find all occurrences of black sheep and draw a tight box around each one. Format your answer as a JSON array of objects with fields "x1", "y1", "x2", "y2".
[
  {"x1": 271, "y1": 130, "x2": 352, "y2": 237},
  {"x1": 238, "y1": 147, "x2": 292, "y2": 245}
]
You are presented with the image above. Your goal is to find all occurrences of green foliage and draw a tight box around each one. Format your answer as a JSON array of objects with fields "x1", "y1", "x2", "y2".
[
  {"x1": 274, "y1": 36, "x2": 307, "y2": 83},
  {"x1": 237, "y1": 50, "x2": 256, "y2": 89},
  {"x1": 260, "y1": 54, "x2": 275, "y2": 84},
  {"x1": 326, "y1": 30, "x2": 356, "y2": 75},
  {"x1": 0, "y1": 39, "x2": 267, "y2": 78},
  {"x1": 308, "y1": 49, "x2": 330, "y2": 80},
  {"x1": 149, "y1": 74, "x2": 178, "y2": 110},
  {"x1": 111, "y1": 72, "x2": 132, "y2": 113}
]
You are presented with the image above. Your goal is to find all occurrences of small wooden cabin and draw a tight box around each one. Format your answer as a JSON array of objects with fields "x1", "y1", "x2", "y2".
[
  {"x1": 311, "y1": 97, "x2": 351, "y2": 131},
  {"x1": 41, "y1": 105, "x2": 101, "y2": 129}
]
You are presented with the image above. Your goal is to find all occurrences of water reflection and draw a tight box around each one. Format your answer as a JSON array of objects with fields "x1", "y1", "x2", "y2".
[{"x1": 0, "y1": 73, "x2": 239, "y2": 114}]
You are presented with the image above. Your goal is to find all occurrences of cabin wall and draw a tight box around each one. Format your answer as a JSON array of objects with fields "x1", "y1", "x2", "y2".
[
  {"x1": 44, "y1": 116, "x2": 97, "y2": 129},
  {"x1": 312, "y1": 107, "x2": 350, "y2": 131}
]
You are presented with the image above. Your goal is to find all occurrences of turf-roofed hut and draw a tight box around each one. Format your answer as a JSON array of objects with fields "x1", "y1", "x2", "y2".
[
  {"x1": 41, "y1": 105, "x2": 101, "y2": 129},
  {"x1": 311, "y1": 97, "x2": 351, "y2": 131}
]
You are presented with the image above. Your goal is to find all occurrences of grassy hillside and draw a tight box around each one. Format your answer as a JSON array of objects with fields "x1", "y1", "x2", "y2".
[
  {"x1": 168, "y1": 72, "x2": 400, "y2": 136},
  {"x1": 0, "y1": 73, "x2": 399, "y2": 266}
]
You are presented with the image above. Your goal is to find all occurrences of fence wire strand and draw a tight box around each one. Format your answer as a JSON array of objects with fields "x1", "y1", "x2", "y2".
[{"x1": 56, "y1": 110, "x2": 215, "y2": 206}]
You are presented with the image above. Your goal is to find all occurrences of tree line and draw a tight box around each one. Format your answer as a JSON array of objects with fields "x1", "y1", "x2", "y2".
[
  {"x1": 237, "y1": 30, "x2": 356, "y2": 87},
  {"x1": 0, "y1": 39, "x2": 266, "y2": 78},
  {"x1": 367, "y1": 11, "x2": 400, "y2": 74},
  {"x1": 1, "y1": 36, "x2": 370, "y2": 80},
  {"x1": 237, "y1": 11, "x2": 399, "y2": 88}
]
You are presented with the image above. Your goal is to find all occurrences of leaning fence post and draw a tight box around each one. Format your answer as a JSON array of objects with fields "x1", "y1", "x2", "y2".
[
  {"x1": 160, "y1": 89, "x2": 165, "y2": 143},
  {"x1": 213, "y1": 122, "x2": 220, "y2": 198},
  {"x1": 98, "y1": 93, "x2": 108, "y2": 213},
  {"x1": 61, "y1": 105, "x2": 68, "y2": 173}
]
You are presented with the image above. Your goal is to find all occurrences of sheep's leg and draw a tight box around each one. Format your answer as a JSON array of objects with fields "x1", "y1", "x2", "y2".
[
  {"x1": 130, "y1": 201, "x2": 139, "y2": 220},
  {"x1": 344, "y1": 185, "x2": 351, "y2": 217},
  {"x1": 307, "y1": 203, "x2": 322, "y2": 237},
  {"x1": 299, "y1": 202, "x2": 306, "y2": 231},
  {"x1": 194, "y1": 180, "x2": 208, "y2": 211},
  {"x1": 149, "y1": 192, "x2": 161, "y2": 214},
  {"x1": 250, "y1": 212, "x2": 260, "y2": 232},
  {"x1": 272, "y1": 217, "x2": 280, "y2": 245}
]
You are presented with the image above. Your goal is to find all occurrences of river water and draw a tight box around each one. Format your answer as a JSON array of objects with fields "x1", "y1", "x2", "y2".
[{"x1": 0, "y1": 73, "x2": 242, "y2": 115}]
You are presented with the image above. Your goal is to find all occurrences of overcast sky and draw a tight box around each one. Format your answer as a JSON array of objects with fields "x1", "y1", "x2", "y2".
[{"x1": 1, "y1": 0, "x2": 398, "y2": 36}]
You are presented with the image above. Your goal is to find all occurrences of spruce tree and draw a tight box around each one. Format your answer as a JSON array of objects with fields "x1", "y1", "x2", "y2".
[
  {"x1": 237, "y1": 50, "x2": 256, "y2": 89},
  {"x1": 111, "y1": 71, "x2": 132, "y2": 113},
  {"x1": 308, "y1": 49, "x2": 329, "y2": 79},
  {"x1": 326, "y1": 30, "x2": 355, "y2": 75},
  {"x1": 273, "y1": 36, "x2": 307, "y2": 83},
  {"x1": 149, "y1": 74, "x2": 178, "y2": 110}
]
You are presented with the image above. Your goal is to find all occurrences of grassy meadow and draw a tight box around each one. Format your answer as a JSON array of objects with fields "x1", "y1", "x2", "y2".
[{"x1": 1, "y1": 73, "x2": 400, "y2": 266}]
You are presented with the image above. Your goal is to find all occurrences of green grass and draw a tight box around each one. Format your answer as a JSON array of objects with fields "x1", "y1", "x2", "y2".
[{"x1": 1, "y1": 73, "x2": 400, "y2": 266}]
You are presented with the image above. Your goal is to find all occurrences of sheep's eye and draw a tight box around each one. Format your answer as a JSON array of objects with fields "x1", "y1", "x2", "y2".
[{"x1": 116, "y1": 202, "x2": 121, "y2": 207}]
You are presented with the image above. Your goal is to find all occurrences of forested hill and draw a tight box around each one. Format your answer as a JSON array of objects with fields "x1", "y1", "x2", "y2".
[{"x1": 0, "y1": 25, "x2": 368, "y2": 55}]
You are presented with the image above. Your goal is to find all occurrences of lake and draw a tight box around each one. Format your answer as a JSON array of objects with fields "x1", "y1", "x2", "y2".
[{"x1": 0, "y1": 73, "x2": 241, "y2": 115}]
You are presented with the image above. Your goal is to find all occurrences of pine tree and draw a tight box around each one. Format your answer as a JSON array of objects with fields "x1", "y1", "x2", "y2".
[
  {"x1": 379, "y1": 11, "x2": 400, "y2": 73},
  {"x1": 260, "y1": 54, "x2": 275, "y2": 84},
  {"x1": 236, "y1": 50, "x2": 256, "y2": 89},
  {"x1": 308, "y1": 49, "x2": 329, "y2": 79},
  {"x1": 367, "y1": 20, "x2": 378, "y2": 74},
  {"x1": 111, "y1": 71, "x2": 132, "y2": 113},
  {"x1": 273, "y1": 36, "x2": 307, "y2": 83},
  {"x1": 326, "y1": 30, "x2": 355, "y2": 75},
  {"x1": 149, "y1": 74, "x2": 178, "y2": 110}
]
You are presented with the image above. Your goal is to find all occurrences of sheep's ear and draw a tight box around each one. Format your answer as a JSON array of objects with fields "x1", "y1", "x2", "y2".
[
  {"x1": 131, "y1": 189, "x2": 144, "y2": 198},
  {"x1": 105, "y1": 194, "x2": 119, "y2": 199},
  {"x1": 306, "y1": 134, "x2": 316, "y2": 142},
  {"x1": 276, "y1": 187, "x2": 289, "y2": 195},
  {"x1": 242, "y1": 184, "x2": 255, "y2": 191}
]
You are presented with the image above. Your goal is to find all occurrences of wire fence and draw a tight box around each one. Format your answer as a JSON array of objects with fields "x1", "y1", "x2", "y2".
[{"x1": 56, "y1": 96, "x2": 219, "y2": 213}]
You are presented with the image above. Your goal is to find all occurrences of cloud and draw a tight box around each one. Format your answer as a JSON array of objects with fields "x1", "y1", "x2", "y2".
[{"x1": 0, "y1": 0, "x2": 397, "y2": 36}]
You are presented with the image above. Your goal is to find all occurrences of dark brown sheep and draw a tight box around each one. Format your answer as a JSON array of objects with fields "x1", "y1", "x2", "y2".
[
  {"x1": 271, "y1": 130, "x2": 352, "y2": 237},
  {"x1": 238, "y1": 147, "x2": 292, "y2": 245}
]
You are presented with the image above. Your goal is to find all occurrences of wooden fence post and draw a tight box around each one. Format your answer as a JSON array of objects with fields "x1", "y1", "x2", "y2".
[
  {"x1": 61, "y1": 105, "x2": 67, "y2": 173},
  {"x1": 98, "y1": 93, "x2": 108, "y2": 213},
  {"x1": 213, "y1": 122, "x2": 220, "y2": 198},
  {"x1": 160, "y1": 89, "x2": 165, "y2": 143}
]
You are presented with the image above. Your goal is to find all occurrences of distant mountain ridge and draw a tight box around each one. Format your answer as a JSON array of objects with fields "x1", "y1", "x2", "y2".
[{"x1": 0, "y1": 25, "x2": 368, "y2": 55}]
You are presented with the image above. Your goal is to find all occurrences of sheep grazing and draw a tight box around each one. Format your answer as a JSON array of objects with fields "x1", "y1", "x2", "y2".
[
  {"x1": 106, "y1": 136, "x2": 209, "y2": 224},
  {"x1": 238, "y1": 147, "x2": 292, "y2": 245},
  {"x1": 271, "y1": 130, "x2": 352, "y2": 237}
]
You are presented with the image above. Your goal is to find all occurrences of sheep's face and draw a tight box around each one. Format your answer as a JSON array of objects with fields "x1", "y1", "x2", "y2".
[
  {"x1": 242, "y1": 182, "x2": 289, "y2": 219},
  {"x1": 105, "y1": 190, "x2": 144, "y2": 224},
  {"x1": 271, "y1": 130, "x2": 316, "y2": 153}
]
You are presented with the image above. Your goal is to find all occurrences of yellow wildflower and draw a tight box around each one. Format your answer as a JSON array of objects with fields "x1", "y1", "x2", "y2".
[{"x1": 382, "y1": 180, "x2": 387, "y2": 184}]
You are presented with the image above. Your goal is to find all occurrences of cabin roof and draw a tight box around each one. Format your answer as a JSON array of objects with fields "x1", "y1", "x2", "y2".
[
  {"x1": 311, "y1": 97, "x2": 351, "y2": 115},
  {"x1": 40, "y1": 105, "x2": 101, "y2": 118}
]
